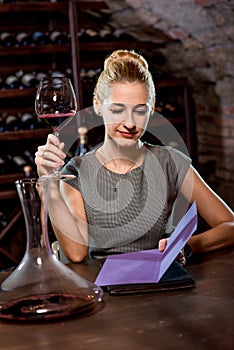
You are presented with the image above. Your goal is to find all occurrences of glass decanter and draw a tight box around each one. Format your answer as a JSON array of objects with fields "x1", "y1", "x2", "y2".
[{"x1": 0, "y1": 177, "x2": 103, "y2": 321}]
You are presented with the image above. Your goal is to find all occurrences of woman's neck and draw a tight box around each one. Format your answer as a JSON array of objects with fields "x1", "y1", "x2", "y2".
[{"x1": 96, "y1": 139, "x2": 145, "y2": 174}]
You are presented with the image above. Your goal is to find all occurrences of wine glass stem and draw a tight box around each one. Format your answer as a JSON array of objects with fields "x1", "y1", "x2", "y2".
[{"x1": 52, "y1": 129, "x2": 61, "y2": 177}]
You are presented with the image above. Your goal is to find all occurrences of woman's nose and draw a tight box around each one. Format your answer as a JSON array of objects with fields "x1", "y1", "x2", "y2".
[{"x1": 123, "y1": 111, "x2": 135, "y2": 129}]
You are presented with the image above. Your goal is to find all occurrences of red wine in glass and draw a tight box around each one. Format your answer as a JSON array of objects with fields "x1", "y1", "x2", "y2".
[
  {"x1": 39, "y1": 112, "x2": 75, "y2": 135},
  {"x1": 35, "y1": 76, "x2": 77, "y2": 178}
]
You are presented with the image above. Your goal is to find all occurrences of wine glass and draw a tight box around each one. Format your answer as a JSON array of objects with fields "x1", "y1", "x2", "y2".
[{"x1": 35, "y1": 76, "x2": 77, "y2": 179}]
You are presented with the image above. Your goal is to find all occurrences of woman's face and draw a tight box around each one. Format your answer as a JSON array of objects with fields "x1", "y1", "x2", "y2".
[{"x1": 99, "y1": 82, "x2": 152, "y2": 148}]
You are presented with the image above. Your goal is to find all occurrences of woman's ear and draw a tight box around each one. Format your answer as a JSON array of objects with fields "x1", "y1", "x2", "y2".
[
  {"x1": 93, "y1": 96, "x2": 102, "y2": 116},
  {"x1": 150, "y1": 101, "x2": 155, "y2": 116}
]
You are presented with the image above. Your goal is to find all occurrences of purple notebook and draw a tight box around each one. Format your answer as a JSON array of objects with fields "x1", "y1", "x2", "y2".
[{"x1": 95, "y1": 202, "x2": 197, "y2": 286}]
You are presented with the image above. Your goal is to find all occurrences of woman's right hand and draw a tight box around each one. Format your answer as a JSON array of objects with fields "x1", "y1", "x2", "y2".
[{"x1": 35, "y1": 133, "x2": 66, "y2": 177}]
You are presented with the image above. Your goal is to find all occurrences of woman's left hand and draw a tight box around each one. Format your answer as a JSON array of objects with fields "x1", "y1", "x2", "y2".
[{"x1": 158, "y1": 238, "x2": 186, "y2": 266}]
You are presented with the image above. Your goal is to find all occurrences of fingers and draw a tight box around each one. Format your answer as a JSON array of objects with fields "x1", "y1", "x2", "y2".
[
  {"x1": 35, "y1": 134, "x2": 66, "y2": 169},
  {"x1": 158, "y1": 238, "x2": 168, "y2": 252},
  {"x1": 47, "y1": 133, "x2": 64, "y2": 149},
  {"x1": 176, "y1": 251, "x2": 186, "y2": 267},
  {"x1": 158, "y1": 238, "x2": 186, "y2": 266},
  {"x1": 35, "y1": 146, "x2": 65, "y2": 168}
]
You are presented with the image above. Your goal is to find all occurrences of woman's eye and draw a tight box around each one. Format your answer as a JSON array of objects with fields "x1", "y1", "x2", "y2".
[
  {"x1": 110, "y1": 109, "x2": 123, "y2": 114},
  {"x1": 135, "y1": 109, "x2": 148, "y2": 116}
]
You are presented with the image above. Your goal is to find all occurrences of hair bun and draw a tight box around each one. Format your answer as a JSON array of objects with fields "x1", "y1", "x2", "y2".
[{"x1": 104, "y1": 49, "x2": 148, "y2": 70}]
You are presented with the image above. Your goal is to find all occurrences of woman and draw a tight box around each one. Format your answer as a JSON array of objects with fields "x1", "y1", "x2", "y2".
[{"x1": 35, "y1": 50, "x2": 234, "y2": 263}]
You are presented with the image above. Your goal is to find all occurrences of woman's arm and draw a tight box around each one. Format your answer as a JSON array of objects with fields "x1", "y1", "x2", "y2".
[
  {"x1": 181, "y1": 165, "x2": 234, "y2": 254},
  {"x1": 35, "y1": 133, "x2": 89, "y2": 262},
  {"x1": 49, "y1": 181, "x2": 89, "y2": 263},
  {"x1": 55, "y1": 182, "x2": 89, "y2": 262}
]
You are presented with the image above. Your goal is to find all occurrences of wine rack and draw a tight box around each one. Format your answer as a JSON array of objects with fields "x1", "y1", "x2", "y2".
[
  {"x1": 0, "y1": 1, "x2": 195, "y2": 269},
  {"x1": 0, "y1": 1, "x2": 73, "y2": 269}
]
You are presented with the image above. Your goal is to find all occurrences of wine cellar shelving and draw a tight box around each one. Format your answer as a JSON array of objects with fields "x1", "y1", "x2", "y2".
[{"x1": 0, "y1": 1, "x2": 195, "y2": 269}]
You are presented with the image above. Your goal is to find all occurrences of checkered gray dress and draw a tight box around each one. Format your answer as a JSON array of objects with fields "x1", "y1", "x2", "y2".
[{"x1": 62, "y1": 143, "x2": 191, "y2": 259}]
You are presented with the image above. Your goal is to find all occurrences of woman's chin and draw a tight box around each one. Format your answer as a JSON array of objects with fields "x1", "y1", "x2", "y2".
[{"x1": 114, "y1": 137, "x2": 138, "y2": 148}]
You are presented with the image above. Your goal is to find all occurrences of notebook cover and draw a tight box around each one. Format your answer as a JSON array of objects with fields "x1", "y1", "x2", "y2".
[
  {"x1": 107, "y1": 261, "x2": 196, "y2": 295},
  {"x1": 95, "y1": 202, "x2": 197, "y2": 287}
]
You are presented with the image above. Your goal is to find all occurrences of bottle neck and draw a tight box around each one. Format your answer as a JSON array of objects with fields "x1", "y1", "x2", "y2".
[
  {"x1": 77, "y1": 126, "x2": 88, "y2": 156},
  {"x1": 79, "y1": 137, "x2": 87, "y2": 156}
]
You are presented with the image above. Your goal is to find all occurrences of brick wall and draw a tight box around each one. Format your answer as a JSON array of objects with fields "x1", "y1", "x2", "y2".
[{"x1": 104, "y1": 0, "x2": 234, "y2": 208}]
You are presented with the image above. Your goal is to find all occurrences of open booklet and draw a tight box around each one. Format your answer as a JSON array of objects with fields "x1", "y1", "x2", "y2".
[{"x1": 95, "y1": 202, "x2": 197, "y2": 293}]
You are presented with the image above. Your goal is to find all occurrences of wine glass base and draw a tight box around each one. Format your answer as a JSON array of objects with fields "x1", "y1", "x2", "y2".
[
  {"x1": 40, "y1": 173, "x2": 76, "y2": 181},
  {"x1": 52, "y1": 173, "x2": 76, "y2": 180}
]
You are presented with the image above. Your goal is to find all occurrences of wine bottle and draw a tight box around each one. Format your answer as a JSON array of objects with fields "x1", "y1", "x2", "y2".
[
  {"x1": 80, "y1": 68, "x2": 99, "y2": 84},
  {"x1": 4, "y1": 114, "x2": 21, "y2": 131},
  {"x1": 23, "y1": 150, "x2": 36, "y2": 170},
  {"x1": 23, "y1": 152, "x2": 36, "y2": 176},
  {"x1": 12, "y1": 153, "x2": 34, "y2": 175},
  {"x1": 75, "y1": 126, "x2": 89, "y2": 156},
  {"x1": 23, "y1": 165, "x2": 33, "y2": 178},
  {"x1": 5, "y1": 74, "x2": 22, "y2": 89},
  {"x1": 20, "y1": 113, "x2": 37, "y2": 130},
  {"x1": 0, "y1": 32, "x2": 19, "y2": 47},
  {"x1": 49, "y1": 30, "x2": 69, "y2": 45},
  {"x1": 21, "y1": 72, "x2": 38, "y2": 88},
  {"x1": 0, "y1": 211, "x2": 8, "y2": 231},
  {"x1": 0, "y1": 73, "x2": 5, "y2": 90},
  {"x1": 80, "y1": 29, "x2": 101, "y2": 42},
  {"x1": 50, "y1": 70, "x2": 65, "y2": 78},
  {"x1": 11, "y1": 155, "x2": 28, "y2": 173},
  {"x1": 35, "y1": 71, "x2": 48, "y2": 82},
  {"x1": 31, "y1": 31, "x2": 51, "y2": 45},
  {"x1": 99, "y1": 27, "x2": 115, "y2": 42},
  {"x1": 0, "y1": 156, "x2": 7, "y2": 175},
  {"x1": 65, "y1": 67, "x2": 73, "y2": 79},
  {"x1": 0, "y1": 155, "x2": 17, "y2": 174},
  {"x1": 0, "y1": 155, "x2": 16, "y2": 174},
  {"x1": 16, "y1": 32, "x2": 34, "y2": 46},
  {"x1": 37, "y1": 117, "x2": 48, "y2": 129},
  {"x1": 0, "y1": 115, "x2": 5, "y2": 132},
  {"x1": 113, "y1": 29, "x2": 134, "y2": 41}
]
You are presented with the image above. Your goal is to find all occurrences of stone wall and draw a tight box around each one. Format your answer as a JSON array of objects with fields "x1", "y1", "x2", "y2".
[{"x1": 102, "y1": 0, "x2": 234, "y2": 207}]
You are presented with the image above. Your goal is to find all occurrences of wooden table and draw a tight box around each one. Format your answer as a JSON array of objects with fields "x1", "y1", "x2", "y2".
[{"x1": 0, "y1": 248, "x2": 233, "y2": 350}]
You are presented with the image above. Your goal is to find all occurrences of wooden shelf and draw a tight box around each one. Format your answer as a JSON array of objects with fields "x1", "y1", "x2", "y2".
[
  {"x1": 76, "y1": 1, "x2": 108, "y2": 11},
  {"x1": 0, "y1": 88, "x2": 36, "y2": 99},
  {"x1": 0, "y1": 1, "x2": 107, "y2": 13},
  {"x1": 0, "y1": 170, "x2": 39, "y2": 187},
  {"x1": 0, "y1": 44, "x2": 71, "y2": 57},
  {"x1": 0, "y1": 128, "x2": 50, "y2": 141},
  {"x1": 0, "y1": 189, "x2": 18, "y2": 200},
  {"x1": 0, "y1": 2, "x2": 68, "y2": 14},
  {"x1": 79, "y1": 41, "x2": 166, "y2": 51}
]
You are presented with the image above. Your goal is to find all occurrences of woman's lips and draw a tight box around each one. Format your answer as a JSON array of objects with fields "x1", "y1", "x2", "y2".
[{"x1": 118, "y1": 131, "x2": 137, "y2": 138}]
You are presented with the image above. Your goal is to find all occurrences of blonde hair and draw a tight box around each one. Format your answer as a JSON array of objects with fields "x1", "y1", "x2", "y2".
[{"x1": 94, "y1": 49, "x2": 155, "y2": 107}]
